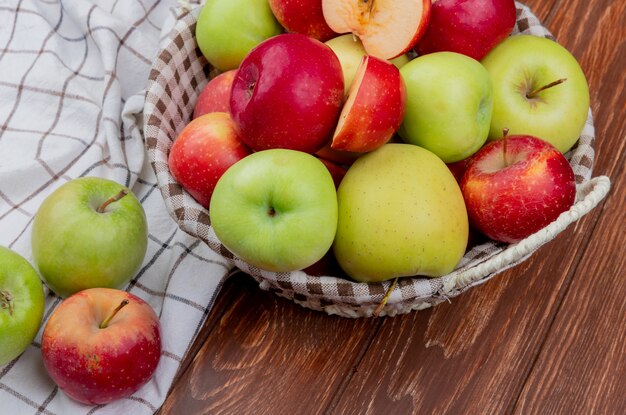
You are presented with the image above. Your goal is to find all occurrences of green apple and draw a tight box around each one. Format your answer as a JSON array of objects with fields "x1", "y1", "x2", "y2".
[
  {"x1": 481, "y1": 34, "x2": 590, "y2": 153},
  {"x1": 32, "y1": 177, "x2": 148, "y2": 298},
  {"x1": 334, "y1": 143, "x2": 468, "y2": 282},
  {"x1": 325, "y1": 34, "x2": 410, "y2": 94},
  {"x1": 398, "y1": 51, "x2": 493, "y2": 163},
  {"x1": 209, "y1": 149, "x2": 337, "y2": 272},
  {"x1": 0, "y1": 246, "x2": 44, "y2": 365},
  {"x1": 196, "y1": 0, "x2": 283, "y2": 71}
]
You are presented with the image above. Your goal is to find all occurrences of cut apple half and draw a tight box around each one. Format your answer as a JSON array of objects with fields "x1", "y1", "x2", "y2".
[
  {"x1": 331, "y1": 56, "x2": 406, "y2": 152},
  {"x1": 322, "y1": 0, "x2": 431, "y2": 59}
]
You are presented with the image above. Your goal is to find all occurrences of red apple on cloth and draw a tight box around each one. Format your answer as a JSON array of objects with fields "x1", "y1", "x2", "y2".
[
  {"x1": 193, "y1": 70, "x2": 237, "y2": 119},
  {"x1": 461, "y1": 133, "x2": 576, "y2": 243},
  {"x1": 269, "y1": 0, "x2": 337, "y2": 41},
  {"x1": 41, "y1": 288, "x2": 161, "y2": 405},
  {"x1": 230, "y1": 33, "x2": 344, "y2": 153},
  {"x1": 322, "y1": 0, "x2": 431, "y2": 59},
  {"x1": 416, "y1": 0, "x2": 517, "y2": 61},
  {"x1": 168, "y1": 112, "x2": 252, "y2": 208},
  {"x1": 331, "y1": 56, "x2": 406, "y2": 152}
]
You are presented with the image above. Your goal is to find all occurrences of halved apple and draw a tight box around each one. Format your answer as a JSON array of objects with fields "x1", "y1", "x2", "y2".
[
  {"x1": 331, "y1": 56, "x2": 406, "y2": 152},
  {"x1": 322, "y1": 0, "x2": 431, "y2": 59}
]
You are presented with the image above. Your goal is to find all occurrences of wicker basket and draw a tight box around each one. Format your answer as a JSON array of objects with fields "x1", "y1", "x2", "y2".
[{"x1": 143, "y1": 2, "x2": 610, "y2": 317}]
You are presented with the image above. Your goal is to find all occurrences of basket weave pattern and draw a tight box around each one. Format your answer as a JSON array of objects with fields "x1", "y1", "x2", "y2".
[{"x1": 144, "y1": 2, "x2": 610, "y2": 317}]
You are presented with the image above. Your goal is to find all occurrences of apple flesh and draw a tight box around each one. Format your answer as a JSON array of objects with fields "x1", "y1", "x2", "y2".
[
  {"x1": 193, "y1": 70, "x2": 237, "y2": 119},
  {"x1": 461, "y1": 134, "x2": 576, "y2": 243},
  {"x1": 230, "y1": 33, "x2": 344, "y2": 153},
  {"x1": 0, "y1": 246, "x2": 45, "y2": 366},
  {"x1": 322, "y1": 0, "x2": 431, "y2": 60},
  {"x1": 269, "y1": 0, "x2": 337, "y2": 41},
  {"x1": 169, "y1": 112, "x2": 252, "y2": 208},
  {"x1": 416, "y1": 0, "x2": 517, "y2": 61},
  {"x1": 41, "y1": 288, "x2": 161, "y2": 404},
  {"x1": 481, "y1": 34, "x2": 590, "y2": 153},
  {"x1": 32, "y1": 177, "x2": 148, "y2": 298},
  {"x1": 210, "y1": 149, "x2": 338, "y2": 272},
  {"x1": 331, "y1": 56, "x2": 406, "y2": 152},
  {"x1": 334, "y1": 143, "x2": 468, "y2": 282}
]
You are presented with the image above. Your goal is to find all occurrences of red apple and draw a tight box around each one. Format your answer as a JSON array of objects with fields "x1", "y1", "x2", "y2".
[
  {"x1": 168, "y1": 112, "x2": 252, "y2": 208},
  {"x1": 269, "y1": 0, "x2": 338, "y2": 41},
  {"x1": 447, "y1": 158, "x2": 470, "y2": 183},
  {"x1": 41, "y1": 288, "x2": 161, "y2": 405},
  {"x1": 416, "y1": 0, "x2": 516, "y2": 61},
  {"x1": 193, "y1": 70, "x2": 237, "y2": 119},
  {"x1": 230, "y1": 34, "x2": 344, "y2": 153},
  {"x1": 461, "y1": 134, "x2": 576, "y2": 243},
  {"x1": 331, "y1": 56, "x2": 406, "y2": 152},
  {"x1": 316, "y1": 141, "x2": 361, "y2": 165},
  {"x1": 317, "y1": 156, "x2": 348, "y2": 188},
  {"x1": 322, "y1": 0, "x2": 431, "y2": 59}
]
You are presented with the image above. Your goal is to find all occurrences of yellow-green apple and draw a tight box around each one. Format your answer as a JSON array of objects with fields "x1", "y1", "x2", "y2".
[
  {"x1": 210, "y1": 149, "x2": 338, "y2": 272},
  {"x1": 331, "y1": 56, "x2": 406, "y2": 152},
  {"x1": 460, "y1": 133, "x2": 576, "y2": 243},
  {"x1": 230, "y1": 34, "x2": 344, "y2": 153},
  {"x1": 0, "y1": 246, "x2": 44, "y2": 366},
  {"x1": 481, "y1": 35, "x2": 590, "y2": 153},
  {"x1": 416, "y1": 0, "x2": 516, "y2": 61},
  {"x1": 325, "y1": 34, "x2": 410, "y2": 94},
  {"x1": 168, "y1": 112, "x2": 252, "y2": 208},
  {"x1": 269, "y1": 0, "x2": 337, "y2": 41},
  {"x1": 334, "y1": 143, "x2": 468, "y2": 282},
  {"x1": 32, "y1": 177, "x2": 148, "y2": 297},
  {"x1": 322, "y1": 0, "x2": 431, "y2": 60},
  {"x1": 41, "y1": 288, "x2": 161, "y2": 404},
  {"x1": 196, "y1": 0, "x2": 283, "y2": 71},
  {"x1": 399, "y1": 51, "x2": 493, "y2": 163},
  {"x1": 193, "y1": 70, "x2": 237, "y2": 119}
]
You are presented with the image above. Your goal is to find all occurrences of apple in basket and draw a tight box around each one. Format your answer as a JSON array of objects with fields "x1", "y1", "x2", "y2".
[
  {"x1": 416, "y1": 0, "x2": 517, "y2": 61},
  {"x1": 230, "y1": 33, "x2": 344, "y2": 153},
  {"x1": 0, "y1": 246, "x2": 45, "y2": 366},
  {"x1": 193, "y1": 69, "x2": 237, "y2": 119},
  {"x1": 461, "y1": 131, "x2": 576, "y2": 243},
  {"x1": 41, "y1": 288, "x2": 161, "y2": 404},
  {"x1": 269, "y1": 0, "x2": 338, "y2": 41},
  {"x1": 482, "y1": 34, "x2": 590, "y2": 153}
]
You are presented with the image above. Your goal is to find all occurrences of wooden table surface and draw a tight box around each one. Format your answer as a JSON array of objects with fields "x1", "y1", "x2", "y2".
[{"x1": 160, "y1": 0, "x2": 626, "y2": 413}]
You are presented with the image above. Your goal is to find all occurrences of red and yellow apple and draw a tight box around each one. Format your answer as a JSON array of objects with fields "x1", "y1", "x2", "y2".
[
  {"x1": 193, "y1": 70, "x2": 237, "y2": 119},
  {"x1": 269, "y1": 0, "x2": 337, "y2": 41}
]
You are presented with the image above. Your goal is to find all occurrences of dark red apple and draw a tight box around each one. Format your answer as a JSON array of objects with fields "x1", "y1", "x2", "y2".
[
  {"x1": 168, "y1": 112, "x2": 252, "y2": 208},
  {"x1": 41, "y1": 288, "x2": 161, "y2": 405},
  {"x1": 269, "y1": 0, "x2": 338, "y2": 41},
  {"x1": 416, "y1": 0, "x2": 516, "y2": 61},
  {"x1": 230, "y1": 34, "x2": 344, "y2": 153},
  {"x1": 317, "y1": 156, "x2": 348, "y2": 188},
  {"x1": 193, "y1": 70, "x2": 237, "y2": 118},
  {"x1": 461, "y1": 134, "x2": 576, "y2": 243}
]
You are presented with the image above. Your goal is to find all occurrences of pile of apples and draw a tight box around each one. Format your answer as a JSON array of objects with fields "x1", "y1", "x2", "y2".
[
  {"x1": 1, "y1": 177, "x2": 161, "y2": 404},
  {"x1": 168, "y1": 0, "x2": 590, "y2": 282}
]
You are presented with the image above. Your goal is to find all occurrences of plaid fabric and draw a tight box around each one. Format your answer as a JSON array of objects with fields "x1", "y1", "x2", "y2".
[
  {"x1": 0, "y1": 1, "x2": 235, "y2": 414},
  {"x1": 144, "y1": 1, "x2": 601, "y2": 319}
]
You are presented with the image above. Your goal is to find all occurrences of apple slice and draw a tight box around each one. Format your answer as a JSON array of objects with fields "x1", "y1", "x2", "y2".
[
  {"x1": 322, "y1": 0, "x2": 431, "y2": 59},
  {"x1": 331, "y1": 56, "x2": 406, "y2": 152}
]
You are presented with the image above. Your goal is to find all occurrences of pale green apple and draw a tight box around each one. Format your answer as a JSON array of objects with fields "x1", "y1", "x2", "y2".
[
  {"x1": 196, "y1": 0, "x2": 283, "y2": 72},
  {"x1": 32, "y1": 177, "x2": 148, "y2": 298},
  {"x1": 0, "y1": 246, "x2": 44, "y2": 365},
  {"x1": 209, "y1": 149, "x2": 337, "y2": 272},
  {"x1": 481, "y1": 34, "x2": 590, "y2": 153},
  {"x1": 398, "y1": 51, "x2": 493, "y2": 163},
  {"x1": 325, "y1": 34, "x2": 410, "y2": 94},
  {"x1": 333, "y1": 144, "x2": 468, "y2": 282}
]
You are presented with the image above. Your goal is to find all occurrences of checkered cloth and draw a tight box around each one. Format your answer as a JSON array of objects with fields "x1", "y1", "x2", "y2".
[{"x1": 0, "y1": 1, "x2": 233, "y2": 414}]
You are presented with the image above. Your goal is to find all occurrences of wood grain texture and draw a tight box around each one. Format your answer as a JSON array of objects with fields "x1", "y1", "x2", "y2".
[{"x1": 160, "y1": 0, "x2": 624, "y2": 413}]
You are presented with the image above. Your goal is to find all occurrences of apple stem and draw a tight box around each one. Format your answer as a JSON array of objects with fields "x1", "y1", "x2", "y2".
[
  {"x1": 99, "y1": 299, "x2": 129, "y2": 329},
  {"x1": 502, "y1": 128, "x2": 510, "y2": 167},
  {"x1": 373, "y1": 276, "x2": 399, "y2": 317},
  {"x1": 526, "y1": 78, "x2": 567, "y2": 99},
  {"x1": 0, "y1": 290, "x2": 14, "y2": 316},
  {"x1": 96, "y1": 189, "x2": 128, "y2": 213}
]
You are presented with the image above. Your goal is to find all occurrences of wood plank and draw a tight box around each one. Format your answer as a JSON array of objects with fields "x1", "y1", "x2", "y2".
[{"x1": 159, "y1": 272, "x2": 382, "y2": 415}]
